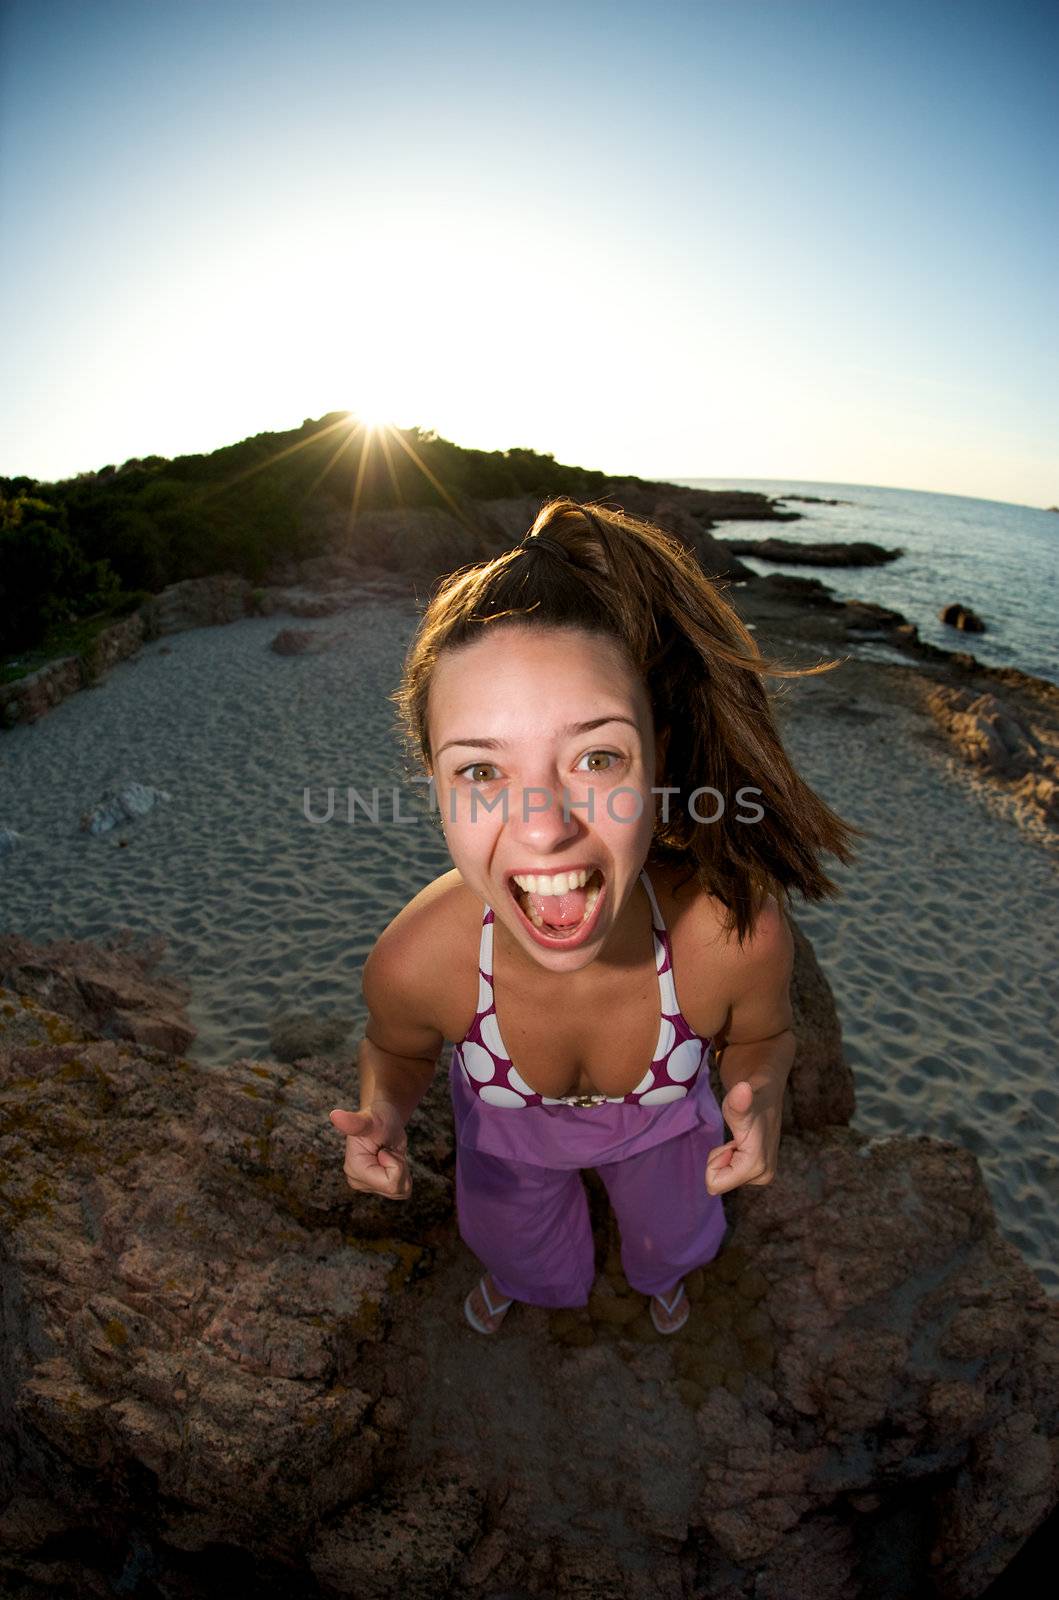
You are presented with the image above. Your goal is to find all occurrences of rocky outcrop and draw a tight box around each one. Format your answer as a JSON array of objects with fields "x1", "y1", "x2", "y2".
[
  {"x1": 0, "y1": 928, "x2": 1055, "y2": 1597},
  {"x1": 0, "y1": 930, "x2": 195, "y2": 1055},
  {"x1": 650, "y1": 500, "x2": 754, "y2": 580},
  {"x1": 720, "y1": 537, "x2": 902, "y2": 567},
  {"x1": 927, "y1": 687, "x2": 1059, "y2": 831},
  {"x1": 927, "y1": 688, "x2": 1043, "y2": 777}
]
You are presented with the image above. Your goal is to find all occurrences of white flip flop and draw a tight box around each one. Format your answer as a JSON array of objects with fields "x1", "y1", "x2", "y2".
[
  {"x1": 464, "y1": 1275, "x2": 514, "y2": 1335},
  {"x1": 650, "y1": 1281, "x2": 690, "y2": 1335}
]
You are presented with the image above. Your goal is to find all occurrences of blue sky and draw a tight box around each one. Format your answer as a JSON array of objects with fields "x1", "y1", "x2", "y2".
[{"x1": 1, "y1": 0, "x2": 1055, "y2": 505}]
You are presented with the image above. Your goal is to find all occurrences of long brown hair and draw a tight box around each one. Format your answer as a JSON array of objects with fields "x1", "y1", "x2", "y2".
[{"x1": 392, "y1": 496, "x2": 870, "y2": 944}]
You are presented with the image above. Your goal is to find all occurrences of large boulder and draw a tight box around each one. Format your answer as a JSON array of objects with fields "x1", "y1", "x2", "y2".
[
  {"x1": 142, "y1": 574, "x2": 254, "y2": 637},
  {"x1": 939, "y1": 603, "x2": 987, "y2": 634}
]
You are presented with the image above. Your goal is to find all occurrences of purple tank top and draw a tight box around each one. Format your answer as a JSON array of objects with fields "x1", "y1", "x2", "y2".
[{"x1": 453, "y1": 868, "x2": 712, "y2": 1109}]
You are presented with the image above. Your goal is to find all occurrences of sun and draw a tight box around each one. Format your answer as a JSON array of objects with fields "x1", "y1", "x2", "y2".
[{"x1": 351, "y1": 408, "x2": 390, "y2": 434}]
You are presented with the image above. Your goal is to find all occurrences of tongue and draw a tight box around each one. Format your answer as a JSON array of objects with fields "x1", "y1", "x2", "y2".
[{"x1": 527, "y1": 885, "x2": 589, "y2": 928}]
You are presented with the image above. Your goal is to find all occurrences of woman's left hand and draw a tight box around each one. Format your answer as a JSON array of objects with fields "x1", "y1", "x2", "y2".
[{"x1": 705, "y1": 1079, "x2": 782, "y2": 1194}]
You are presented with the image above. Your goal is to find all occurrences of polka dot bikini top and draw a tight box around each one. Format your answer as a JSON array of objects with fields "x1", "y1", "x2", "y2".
[{"x1": 454, "y1": 867, "x2": 713, "y2": 1109}]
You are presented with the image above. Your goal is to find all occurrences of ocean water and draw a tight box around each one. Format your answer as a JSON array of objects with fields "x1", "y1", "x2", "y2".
[{"x1": 671, "y1": 479, "x2": 1059, "y2": 686}]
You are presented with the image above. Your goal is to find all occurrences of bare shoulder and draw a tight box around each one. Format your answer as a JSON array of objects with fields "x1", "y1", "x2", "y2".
[
  {"x1": 362, "y1": 868, "x2": 476, "y2": 1040},
  {"x1": 654, "y1": 859, "x2": 792, "y2": 981}
]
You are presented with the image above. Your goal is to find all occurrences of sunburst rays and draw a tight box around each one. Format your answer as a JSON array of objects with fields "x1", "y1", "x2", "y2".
[{"x1": 201, "y1": 410, "x2": 476, "y2": 546}]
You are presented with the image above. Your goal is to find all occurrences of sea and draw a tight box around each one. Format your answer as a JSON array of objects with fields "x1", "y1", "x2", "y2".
[{"x1": 670, "y1": 479, "x2": 1059, "y2": 687}]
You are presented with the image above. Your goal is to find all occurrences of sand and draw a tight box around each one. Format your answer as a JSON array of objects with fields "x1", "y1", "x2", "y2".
[{"x1": 0, "y1": 584, "x2": 1055, "y2": 1294}]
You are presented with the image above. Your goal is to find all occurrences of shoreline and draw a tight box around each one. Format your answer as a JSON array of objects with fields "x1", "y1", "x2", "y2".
[{"x1": 3, "y1": 479, "x2": 1058, "y2": 737}]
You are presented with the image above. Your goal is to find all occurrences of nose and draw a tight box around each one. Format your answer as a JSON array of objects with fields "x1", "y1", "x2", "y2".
[{"x1": 504, "y1": 772, "x2": 583, "y2": 853}]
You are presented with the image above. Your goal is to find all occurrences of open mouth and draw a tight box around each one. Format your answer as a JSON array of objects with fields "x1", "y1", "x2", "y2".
[{"x1": 507, "y1": 867, "x2": 605, "y2": 942}]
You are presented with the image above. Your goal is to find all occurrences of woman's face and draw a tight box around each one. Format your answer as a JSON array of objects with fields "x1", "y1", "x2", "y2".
[{"x1": 427, "y1": 624, "x2": 663, "y2": 971}]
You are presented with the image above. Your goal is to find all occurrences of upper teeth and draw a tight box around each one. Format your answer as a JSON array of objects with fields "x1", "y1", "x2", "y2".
[{"x1": 511, "y1": 868, "x2": 597, "y2": 894}]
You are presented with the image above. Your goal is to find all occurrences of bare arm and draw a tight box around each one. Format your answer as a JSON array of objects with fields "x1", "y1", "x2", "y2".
[
  {"x1": 702, "y1": 895, "x2": 796, "y2": 1194},
  {"x1": 713, "y1": 894, "x2": 796, "y2": 1105},
  {"x1": 328, "y1": 893, "x2": 447, "y2": 1198},
  {"x1": 357, "y1": 924, "x2": 446, "y2": 1121}
]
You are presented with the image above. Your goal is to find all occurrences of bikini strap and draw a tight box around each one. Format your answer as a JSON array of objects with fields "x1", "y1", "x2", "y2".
[
  {"x1": 479, "y1": 905, "x2": 495, "y2": 979},
  {"x1": 639, "y1": 867, "x2": 666, "y2": 933}
]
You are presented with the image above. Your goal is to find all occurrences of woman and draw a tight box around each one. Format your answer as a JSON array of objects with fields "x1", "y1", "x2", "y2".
[{"x1": 330, "y1": 498, "x2": 863, "y2": 1334}]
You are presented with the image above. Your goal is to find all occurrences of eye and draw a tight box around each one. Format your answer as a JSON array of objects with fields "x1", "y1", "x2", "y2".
[
  {"x1": 576, "y1": 750, "x2": 622, "y2": 773},
  {"x1": 455, "y1": 761, "x2": 501, "y2": 784}
]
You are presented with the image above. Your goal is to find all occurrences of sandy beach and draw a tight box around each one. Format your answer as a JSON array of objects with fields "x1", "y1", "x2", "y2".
[{"x1": 0, "y1": 574, "x2": 1056, "y2": 1299}]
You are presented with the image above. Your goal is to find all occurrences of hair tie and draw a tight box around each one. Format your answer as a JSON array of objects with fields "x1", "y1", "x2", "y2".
[{"x1": 520, "y1": 533, "x2": 572, "y2": 564}]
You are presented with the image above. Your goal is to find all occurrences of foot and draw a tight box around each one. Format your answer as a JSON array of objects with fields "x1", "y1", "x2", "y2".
[
  {"x1": 464, "y1": 1272, "x2": 514, "y2": 1335},
  {"x1": 650, "y1": 1281, "x2": 690, "y2": 1335}
]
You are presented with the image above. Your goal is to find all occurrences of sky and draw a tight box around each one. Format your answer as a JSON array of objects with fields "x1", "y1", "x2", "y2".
[{"x1": 1, "y1": 0, "x2": 1055, "y2": 507}]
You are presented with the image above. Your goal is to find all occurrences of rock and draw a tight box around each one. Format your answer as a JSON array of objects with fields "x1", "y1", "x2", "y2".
[
  {"x1": 939, "y1": 602, "x2": 987, "y2": 633},
  {"x1": 308, "y1": 1451, "x2": 487, "y2": 1597},
  {"x1": 79, "y1": 781, "x2": 171, "y2": 836},
  {"x1": 0, "y1": 935, "x2": 1054, "y2": 1598},
  {"x1": 927, "y1": 687, "x2": 1059, "y2": 834},
  {"x1": 79, "y1": 611, "x2": 147, "y2": 679},
  {"x1": 255, "y1": 587, "x2": 349, "y2": 619},
  {"x1": 0, "y1": 613, "x2": 147, "y2": 731},
  {"x1": 0, "y1": 656, "x2": 82, "y2": 728},
  {"x1": 842, "y1": 599, "x2": 910, "y2": 632},
  {"x1": 268, "y1": 1011, "x2": 355, "y2": 1063},
  {"x1": 926, "y1": 688, "x2": 1043, "y2": 775},
  {"x1": 0, "y1": 986, "x2": 425, "y2": 1567},
  {"x1": 1010, "y1": 765, "x2": 1059, "y2": 827},
  {"x1": 783, "y1": 920, "x2": 855, "y2": 1129},
  {"x1": 720, "y1": 537, "x2": 902, "y2": 568},
  {"x1": 650, "y1": 500, "x2": 755, "y2": 580},
  {"x1": 141, "y1": 574, "x2": 253, "y2": 636},
  {"x1": 329, "y1": 504, "x2": 484, "y2": 576},
  {"x1": 0, "y1": 928, "x2": 195, "y2": 1055},
  {"x1": 471, "y1": 494, "x2": 556, "y2": 550},
  {"x1": 758, "y1": 573, "x2": 842, "y2": 608},
  {"x1": 269, "y1": 628, "x2": 333, "y2": 656}
]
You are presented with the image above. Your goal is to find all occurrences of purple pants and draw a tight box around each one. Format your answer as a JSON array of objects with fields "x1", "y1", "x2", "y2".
[{"x1": 450, "y1": 1055, "x2": 728, "y2": 1307}]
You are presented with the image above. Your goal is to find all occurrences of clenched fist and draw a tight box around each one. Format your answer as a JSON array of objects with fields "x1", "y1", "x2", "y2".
[{"x1": 328, "y1": 1103, "x2": 412, "y2": 1200}]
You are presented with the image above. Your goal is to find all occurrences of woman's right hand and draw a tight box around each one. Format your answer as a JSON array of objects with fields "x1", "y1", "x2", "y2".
[{"x1": 328, "y1": 1103, "x2": 412, "y2": 1199}]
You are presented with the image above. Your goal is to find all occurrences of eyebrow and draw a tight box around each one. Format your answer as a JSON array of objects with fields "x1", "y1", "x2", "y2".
[{"x1": 435, "y1": 716, "x2": 641, "y2": 758}]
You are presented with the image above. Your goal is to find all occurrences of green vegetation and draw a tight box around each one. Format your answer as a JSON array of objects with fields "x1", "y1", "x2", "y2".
[{"x1": 1, "y1": 412, "x2": 615, "y2": 675}]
